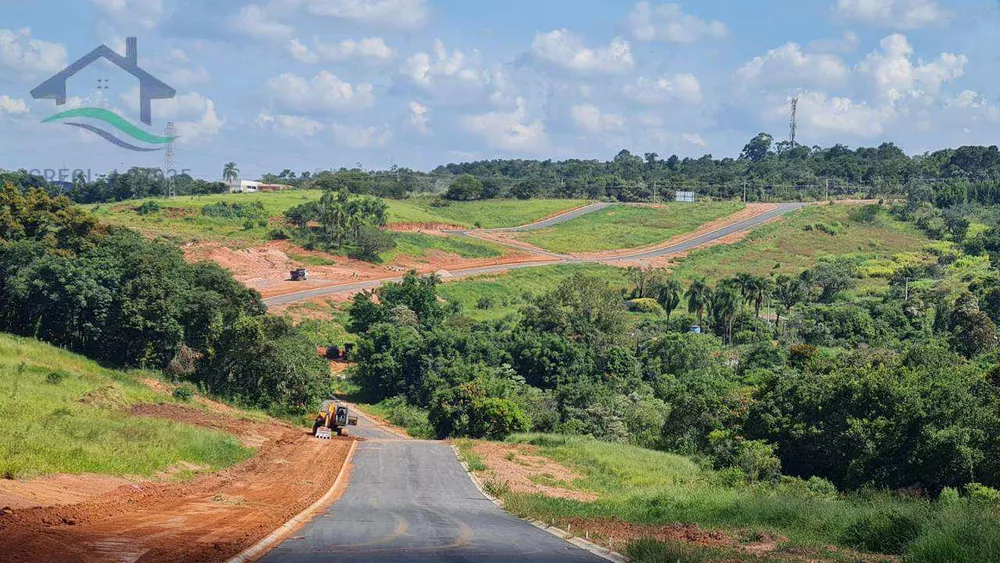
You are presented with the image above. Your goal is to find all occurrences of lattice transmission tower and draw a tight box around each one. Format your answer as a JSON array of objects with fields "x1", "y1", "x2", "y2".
[
  {"x1": 789, "y1": 96, "x2": 799, "y2": 148},
  {"x1": 164, "y1": 121, "x2": 176, "y2": 197}
]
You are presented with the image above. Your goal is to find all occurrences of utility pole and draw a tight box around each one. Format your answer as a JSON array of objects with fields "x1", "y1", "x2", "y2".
[
  {"x1": 164, "y1": 121, "x2": 176, "y2": 197},
  {"x1": 743, "y1": 180, "x2": 747, "y2": 204},
  {"x1": 825, "y1": 178, "x2": 829, "y2": 201}
]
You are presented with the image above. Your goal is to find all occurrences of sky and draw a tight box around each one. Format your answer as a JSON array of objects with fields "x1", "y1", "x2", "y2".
[{"x1": 0, "y1": 0, "x2": 998, "y2": 180}]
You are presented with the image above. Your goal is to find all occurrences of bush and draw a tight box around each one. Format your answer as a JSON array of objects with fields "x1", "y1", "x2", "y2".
[
  {"x1": 353, "y1": 226, "x2": 396, "y2": 260},
  {"x1": 172, "y1": 385, "x2": 195, "y2": 402},
  {"x1": 45, "y1": 370, "x2": 70, "y2": 385},
  {"x1": 806, "y1": 476, "x2": 838, "y2": 498},
  {"x1": 966, "y1": 483, "x2": 1000, "y2": 504},
  {"x1": 627, "y1": 298, "x2": 665, "y2": 315},
  {"x1": 476, "y1": 296, "x2": 495, "y2": 310},
  {"x1": 841, "y1": 511, "x2": 922, "y2": 555},
  {"x1": 136, "y1": 200, "x2": 161, "y2": 215},
  {"x1": 469, "y1": 397, "x2": 531, "y2": 440},
  {"x1": 482, "y1": 477, "x2": 511, "y2": 498}
]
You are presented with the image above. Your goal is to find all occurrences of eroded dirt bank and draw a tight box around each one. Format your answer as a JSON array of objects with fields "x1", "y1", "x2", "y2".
[{"x1": 0, "y1": 405, "x2": 354, "y2": 563}]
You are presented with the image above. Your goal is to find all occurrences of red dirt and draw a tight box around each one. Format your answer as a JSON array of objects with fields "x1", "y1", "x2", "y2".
[
  {"x1": 0, "y1": 475, "x2": 139, "y2": 512},
  {"x1": 470, "y1": 443, "x2": 596, "y2": 502},
  {"x1": 0, "y1": 404, "x2": 355, "y2": 563}
]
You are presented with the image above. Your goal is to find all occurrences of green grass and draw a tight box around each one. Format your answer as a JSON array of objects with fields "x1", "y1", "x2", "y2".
[
  {"x1": 0, "y1": 334, "x2": 252, "y2": 480},
  {"x1": 284, "y1": 300, "x2": 356, "y2": 346},
  {"x1": 387, "y1": 197, "x2": 590, "y2": 229},
  {"x1": 381, "y1": 232, "x2": 506, "y2": 263},
  {"x1": 438, "y1": 264, "x2": 629, "y2": 321},
  {"x1": 87, "y1": 193, "x2": 589, "y2": 246},
  {"x1": 670, "y1": 204, "x2": 932, "y2": 284},
  {"x1": 483, "y1": 434, "x2": 1000, "y2": 562},
  {"x1": 355, "y1": 397, "x2": 435, "y2": 439},
  {"x1": 516, "y1": 202, "x2": 744, "y2": 254}
]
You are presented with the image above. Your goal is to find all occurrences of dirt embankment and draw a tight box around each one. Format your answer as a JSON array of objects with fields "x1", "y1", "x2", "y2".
[{"x1": 0, "y1": 404, "x2": 355, "y2": 563}]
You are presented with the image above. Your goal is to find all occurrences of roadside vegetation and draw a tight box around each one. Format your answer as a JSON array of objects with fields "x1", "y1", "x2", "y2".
[
  {"x1": 0, "y1": 334, "x2": 252, "y2": 479},
  {"x1": 671, "y1": 202, "x2": 930, "y2": 285},
  {"x1": 516, "y1": 201, "x2": 744, "y2": 253},
  {"x1": 475, "y1": 434, "x2": 1000, "y2": 562}
]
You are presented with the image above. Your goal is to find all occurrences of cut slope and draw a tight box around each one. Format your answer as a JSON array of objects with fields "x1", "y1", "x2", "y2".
[{"x1": 0, "y1": 334, "x2": 251, "y2": 482}]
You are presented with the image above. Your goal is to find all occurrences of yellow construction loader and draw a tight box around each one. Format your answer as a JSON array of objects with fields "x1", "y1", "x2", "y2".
[{"x1": 312, "y1": 399, "x2": 358, "y2": 439}]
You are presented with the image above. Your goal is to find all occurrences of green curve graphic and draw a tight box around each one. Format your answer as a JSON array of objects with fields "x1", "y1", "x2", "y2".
[{"x1": 43, "y1": 107, "x2": 177, "y2": 145}]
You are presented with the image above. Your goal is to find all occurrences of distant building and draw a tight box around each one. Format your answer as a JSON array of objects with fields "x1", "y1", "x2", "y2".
[
  {"x1": 675, "y1": 191, "x2": 697, "y2": 203},
  {"x1": 227, "y1": 180, "x2": 292, "y2": 193}
]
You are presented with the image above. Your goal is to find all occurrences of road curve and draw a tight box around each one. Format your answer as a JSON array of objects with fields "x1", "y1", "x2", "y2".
[
  {"x1": 261, "y1": 413, "x2": 606, "y2": 563},
  {"x1": 263, "y1": 202, "x2": 808, "y2": 308}
]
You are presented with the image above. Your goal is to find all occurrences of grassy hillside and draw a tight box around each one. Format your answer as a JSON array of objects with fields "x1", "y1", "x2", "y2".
[
  {"x1": 388, "y1": 197, "x2": 590, "y2": 229},
  {"x1": 670, "y1": 203, "x2": 931, "y2": 285},
  {"x1": 0, "y1": 334, "x2": 252, "y2": 480},
  {"x1": 438, "y1": 264, "x2": 629, "y2": 321},
  {"x1": 461, "y1": 434, "x2": 1000, "y2": 563},
  {"x1": 516, "y1": 202, "x2": 744, "y2": 254},
  {"x1": 87, "y1": 193, "x2": 590, "y2": 247}
]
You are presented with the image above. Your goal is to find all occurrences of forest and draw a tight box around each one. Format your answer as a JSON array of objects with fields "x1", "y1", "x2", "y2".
[{"x1": 8, "y1": 134, "x2": 1000, "y2": 205}]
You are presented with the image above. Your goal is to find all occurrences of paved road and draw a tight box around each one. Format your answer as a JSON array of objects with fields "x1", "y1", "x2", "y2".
[
  {"x1": 261, "y1": 413, "x2": 606, "y2": 563},
  {"x1": 263, "y1": 202, "x2": 807, "y2": 308}
]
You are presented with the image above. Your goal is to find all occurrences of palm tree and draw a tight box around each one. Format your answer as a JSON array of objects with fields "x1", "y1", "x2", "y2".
[
  {"x1": 734, "y1": 272, "x2": 755, "y2": 314},
  {"x1": 655, "y1": 278, "x2": 682, "y2": 320},
  {"x1": 685, "y1": 279, "x2": 711, "y2": 327},
  {"x1": 773, "y1": 275, "x2": 806, "y2": 330},
  {"x1": 708, "y1": 285, "x2": 740, "y2": 344},
  {"x1": 746, "y1": 276, "x2": 774, "y2": 319},
  {"x1": 223, "y1": 162, "x2": 240, "y2": 184}
]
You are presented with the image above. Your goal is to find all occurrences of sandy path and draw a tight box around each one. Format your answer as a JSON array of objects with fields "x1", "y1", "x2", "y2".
[{"x1": 0, "y1": 405, "x2": 354, "y2": 563}]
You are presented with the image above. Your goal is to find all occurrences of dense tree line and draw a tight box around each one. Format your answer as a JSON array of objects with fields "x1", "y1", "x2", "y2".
[
  {"x1": 348, "y1": 208, "x2": 1000, "y2": 494},
  {"x1": 8, "y1": 137, "x2": 1000, "y2": 206},
  {"x1": 0, "y1": 183, "x2": 328, "y2": 413}
]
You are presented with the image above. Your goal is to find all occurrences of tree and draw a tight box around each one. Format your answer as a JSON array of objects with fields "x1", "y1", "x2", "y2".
[
  {"x1": 803, "y1": 260, "x2": 856, "y2": 303},
  {"x1": 444, "y1": 174, "x2": 484, "y2": 201},
  {"x1": 708, "y1": 285, "x2": 740, "y2": 343},
  {"x1": 223, "y1": 162, "x2": 240, "y2": 184},
  {"x1": 773, "y1": 275, "x2": 806, "y2": 329},
  {"x1": 655, "y1": 278, "x2": 682, "y2": 320},
  {"x1": 948, "y1": 293, "x2": 997, "y2": 358},
  {"x1": 741, "y1": 133, "x2": 774, "y2": 164},
  {"x1": 686, "y1": 279, "x2": 711, "y2": 326}
]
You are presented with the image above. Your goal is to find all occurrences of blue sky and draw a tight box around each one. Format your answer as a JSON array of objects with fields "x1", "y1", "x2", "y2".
[{"x1": 0, "y1": 0, "x2": 998, "y2": 180}]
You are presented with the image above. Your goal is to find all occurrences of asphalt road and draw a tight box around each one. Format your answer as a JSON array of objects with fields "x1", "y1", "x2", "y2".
[
  {"x1": 263, "y1": 202, "x2": 807, "y2": 308},
  {"x1": 261, "y1": 414, "x2": 607, "y2": 563}
]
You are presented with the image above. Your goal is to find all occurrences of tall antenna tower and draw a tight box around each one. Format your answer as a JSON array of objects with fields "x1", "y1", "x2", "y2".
[
  {"x1": 789, "y1": 96, "x2": 799, "y2": 148},
  {"x1": 164, "y1": 121, "x2": 176, "y2": 197}
]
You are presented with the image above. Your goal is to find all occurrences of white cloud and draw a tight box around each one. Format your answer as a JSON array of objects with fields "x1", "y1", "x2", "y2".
[
  {"x1": 303, "y1": 0, "x2": 427, "y2": 28},
  {"x1": 289, "y1": 36, "x2": 395, "y2": 64},
  {"x1": 267, "y1": 71, "x2": 375, "y2": 113},
  {"x1": 0, "y1": 28, "x2": 67, "y2": 76},
  {"x1": 121, "y1": 89, "x2": 224, "y2": 143},
  {"x1": 945, "y1": 91, "x2": 1000, "y2": 123},
  {"x1": 737, "y1": 42, "x2": 849, "y2": 90},
  {"x1": 402, "y1": 39, "x2": 486, "y2": 87},
  {"x1": 463, "y1": 96, "x2": 547, "y2": 151},
  {"x1": 255, "y1": 111, "x2": 325, "y2": 136},
  {"x1": 409, "y1": 101, "x2": 430, "y2": 133},
  {"x1": 834, "y1": 0, "x2": 950, "y2": 29},
  {"x1": 808, "y1": 31, "x2": 861, "y2": 54},
  {"x1": 682, "y1": 133, "x2": 707, "y2": 147},
  {"x1": 570, "y1": 103, "x2": 625, "y2": 134},
  {"x1": 794, "y1": 91, "x2": 888, "y2": 136},
  {"x1": 857, "y1": 33, "x2": 966, "y2": 102},
  {"x1": 623, "y1": 74, "x2": 703, "y2": 104},
  {"x1": 91, "y1": 0, "x2": 164, "y2": 30},
  {"x1": 626, "y1": 2, "x2": 727, "y2": 43},
  {"x1": 0, "y1": 95, "x2": 29, "y2": 115},
  {"x1": 231, "y1": 5, "x2": 294, "y2": 40},
  {"x1": 329, "y1": 122, "x2": 393, "y2": 148},
  {"x1": 532, "y1": 29, "x2": 633, "y2": 73}
]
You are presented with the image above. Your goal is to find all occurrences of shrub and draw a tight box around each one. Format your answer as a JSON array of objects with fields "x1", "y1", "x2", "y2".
[
  {"x1": 841, "y1": 511, "x2": 922, "y2": 555},
  {"x1": 45, "y1": 370, "x2": 70, "y2": 385},
  {"x1": 627, "y1": 298, "x2": 665, "y2": 315},
  {"x1": 966, "y1": 483, "x2": 1000, "y2": 504},
  {"x1": 806, "y1": 476, "x2": 838, "y2": 499},
  {"x1": 469, "y1": 397, "x2": 531, "y2": 440},
  {"x1": 938, "y1": 487, "x2": 962, "y2": 505},
  {"x1": 172, "y1": 385, "x2": 195, "y2": 402},
  {"x1": 136, "y1": 200, "x2": 161, "y2": 215},
  {"x1": 476, "y1": 296, "x2": 495, "y2": 310},
  {"x1": 483, "y1": 477, "x2": 511, "y2": 498}
]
